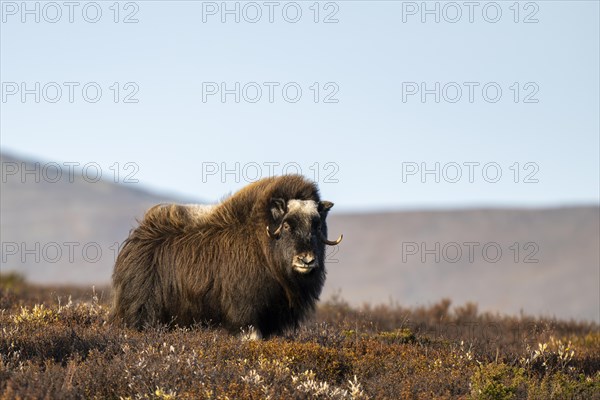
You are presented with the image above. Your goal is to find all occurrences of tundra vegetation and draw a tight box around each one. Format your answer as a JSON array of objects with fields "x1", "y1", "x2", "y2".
[{"x1": 0, "y1": 273, "x2": 598, "y2": 399}]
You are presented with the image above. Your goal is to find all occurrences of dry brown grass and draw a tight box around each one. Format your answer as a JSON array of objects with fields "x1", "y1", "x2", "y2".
[{"x1": 1, "y1": 273, "x2": 598, "y2": 399}]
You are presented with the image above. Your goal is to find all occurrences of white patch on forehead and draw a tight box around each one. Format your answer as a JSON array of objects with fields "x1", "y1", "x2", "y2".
[{"x1": 287, "y1": 200, "x2": 318, "y2": 216}]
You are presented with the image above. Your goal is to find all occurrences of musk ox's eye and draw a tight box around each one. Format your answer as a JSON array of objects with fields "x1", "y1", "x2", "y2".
[{"x1": 283, "y1": 221, "x2": 291, "y2": 231}]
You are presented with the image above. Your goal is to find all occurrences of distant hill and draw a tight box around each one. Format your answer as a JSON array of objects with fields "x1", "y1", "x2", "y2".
[
  {"x1": 326, "y1": 207, "x2": 599, "y2": 323},
  {"x1": 0, "y1": 152, "x2": 197, "y2": 285},
  {"x1": 1, "y1": 152, "x2": 598, "y2": 322}
]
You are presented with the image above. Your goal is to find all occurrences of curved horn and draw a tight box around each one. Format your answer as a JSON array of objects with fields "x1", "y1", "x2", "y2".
[
  {"x1": 266, "y1": 224, "x2": 283, "y2": 239},
  {"x1": 320, "y1": 231, "x2": 343, "y2": 246}
]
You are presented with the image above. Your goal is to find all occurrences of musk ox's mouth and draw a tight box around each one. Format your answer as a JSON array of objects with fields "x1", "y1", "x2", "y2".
[
  {"x1": 293, "y1": 253, "x2": 317, "y2": 274},
  {"x1": 292, "y1": 262, "x2": 317, "y2": 274}
]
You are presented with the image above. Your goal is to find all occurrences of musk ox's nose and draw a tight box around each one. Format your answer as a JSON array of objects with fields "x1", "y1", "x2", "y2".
[{"x1": 299, "y1": 254, "x2": 315, "y2": 266}]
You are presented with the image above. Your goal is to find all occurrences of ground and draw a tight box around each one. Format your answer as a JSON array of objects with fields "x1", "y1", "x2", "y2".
[{"x1": 0, "y1": 273, "x2": 598, "y2": 399}]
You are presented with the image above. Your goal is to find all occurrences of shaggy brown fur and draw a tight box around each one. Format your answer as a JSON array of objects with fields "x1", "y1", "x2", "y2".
[{"x1": 110, "y1": 175, "x2": 336, "y2": 338}]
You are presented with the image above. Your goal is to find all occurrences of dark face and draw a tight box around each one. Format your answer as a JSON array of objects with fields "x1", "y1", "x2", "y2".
[{"x1": 267, "y1": 199, "x2": 334, "y2": 275}]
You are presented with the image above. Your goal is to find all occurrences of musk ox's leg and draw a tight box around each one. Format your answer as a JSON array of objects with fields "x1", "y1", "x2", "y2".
[
  {"x1": 111, "y1": 269, "x2": 159, "y2": 329},
  {"x1": 110, "y1": 237, "x2": 165, "y2": 329}
]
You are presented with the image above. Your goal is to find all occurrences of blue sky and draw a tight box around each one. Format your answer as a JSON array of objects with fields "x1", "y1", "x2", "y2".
[{"x1": 1, "y1": 1, "x2": 598, "y2": 211}]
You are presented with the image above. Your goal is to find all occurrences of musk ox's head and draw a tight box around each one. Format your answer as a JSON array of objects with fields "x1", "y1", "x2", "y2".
[{"x1": 266, "y1": 198, "x2": 342, "y2": 275}]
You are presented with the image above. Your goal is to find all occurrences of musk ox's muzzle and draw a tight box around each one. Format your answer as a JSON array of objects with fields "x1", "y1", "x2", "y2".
[{"x1": 292, "y1": 252, "x2": 317, "y2": 274}]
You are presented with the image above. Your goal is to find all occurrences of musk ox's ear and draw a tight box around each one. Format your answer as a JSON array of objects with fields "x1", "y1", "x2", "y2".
[
  {"x1": 318, "y1": 201, "x2": 334, "y2": 214},
  {"x1": 269, "y1": 198, "x2": 287, "y2": 222}
]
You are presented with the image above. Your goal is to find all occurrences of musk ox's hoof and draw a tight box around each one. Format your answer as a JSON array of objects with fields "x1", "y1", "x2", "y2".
[{"x1": 240, "y1": 326, "x2": 263, "y2": 341}]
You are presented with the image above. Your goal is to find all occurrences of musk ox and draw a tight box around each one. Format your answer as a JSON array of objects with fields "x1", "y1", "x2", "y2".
[{"x1": 109, "y1": 175, "x2": 342, "y2": 338}]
